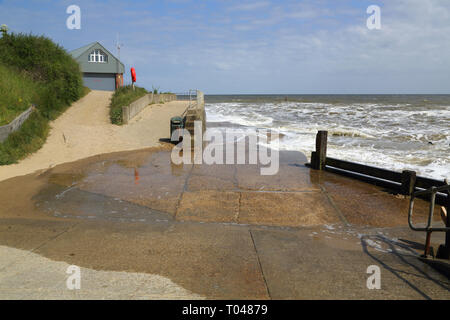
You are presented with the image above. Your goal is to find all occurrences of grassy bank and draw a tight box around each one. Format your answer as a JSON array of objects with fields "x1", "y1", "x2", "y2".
[
  {"x1": 109, "y1": 85, "x2": 148, "y2": 125},
  {"x1": 0, "y1": 32, "x2": 84, "y2": 165},
  {"x1": 0, "y1": 64, "x2": 38, "y2": 125}
]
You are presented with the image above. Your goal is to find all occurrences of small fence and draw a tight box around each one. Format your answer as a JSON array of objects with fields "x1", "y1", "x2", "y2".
[
  {"x1": 175, "y1": 90, "x2": 198, "y2": 114},
  {"x1": 175, "y1": 90, "x2": 197, "y2": 101},
  {"x1": 409, "y1": 184, "x2": 450, "y2": 258},
  {"x1": 173, "y1": 89, "x2": 204, "y2": 117},
  {"x1": 0, "y1": 105, "x2": 35, "y2": 143}
]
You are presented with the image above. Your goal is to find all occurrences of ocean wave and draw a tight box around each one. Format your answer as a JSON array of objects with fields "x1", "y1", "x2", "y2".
[
  {"x1": 329, "y1": 129, "x2": 375, "y2": 139},
  {"x1": 205, "y1": 98, "x2": 450, "y2": 180}
]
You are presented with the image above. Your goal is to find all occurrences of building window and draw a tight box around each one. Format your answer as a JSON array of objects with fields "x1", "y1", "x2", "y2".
[{"x1": 88, "y1": 49, "x2": 108, "y2": 63}]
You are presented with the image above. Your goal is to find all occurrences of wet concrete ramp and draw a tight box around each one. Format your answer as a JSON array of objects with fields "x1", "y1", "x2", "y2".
[{"x1": 0, "y1": 146, "x2": 449, "y2": 299}]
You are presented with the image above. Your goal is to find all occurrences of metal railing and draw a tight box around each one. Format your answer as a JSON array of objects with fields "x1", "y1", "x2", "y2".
[
  {"x1": 175, "y1": 90, "x2": 198, "y2": 117},
  {"x1": 175, "y1": 90, "x2": 197, "y2": 101},
  {"x1": 408, "y1": 184, "x2": 450, "y2": 256}
]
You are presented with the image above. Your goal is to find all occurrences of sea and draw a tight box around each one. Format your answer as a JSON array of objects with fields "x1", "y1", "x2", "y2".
[{"x1": 204, "y1": 94, "x2": 450, "y2": 181}]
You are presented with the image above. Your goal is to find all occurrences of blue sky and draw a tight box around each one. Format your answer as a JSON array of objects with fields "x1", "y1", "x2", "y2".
[{"x1": 0, "y1": 0, "x2": 449, "y2": 94}]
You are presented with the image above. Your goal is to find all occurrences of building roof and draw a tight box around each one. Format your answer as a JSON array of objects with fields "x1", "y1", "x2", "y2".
[
  {"x1": 69, "y1": 42, "x2": 97, "y2": 59},
  {"x1": 69, "y1": 42, "x2": 125, "y2": 74}
]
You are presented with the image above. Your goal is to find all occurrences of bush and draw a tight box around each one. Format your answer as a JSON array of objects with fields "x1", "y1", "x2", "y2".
[
  {"x1": 109, "y1": 85, "x2": 148, "y2": 125},
  {"x1": 0, "y1": 32, "x2": 84, "y2": 164},
  {"x1": 0, "y1": 64, "x2": 39, "y2": 125},
  {"x1": 0, "y1": 32, "x2": 83, "y2": 111}
]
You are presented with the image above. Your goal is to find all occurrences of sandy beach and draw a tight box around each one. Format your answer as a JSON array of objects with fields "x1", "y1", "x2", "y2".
[{"x1": 0, "y1": 90, "x2": 189, "y2": 182}]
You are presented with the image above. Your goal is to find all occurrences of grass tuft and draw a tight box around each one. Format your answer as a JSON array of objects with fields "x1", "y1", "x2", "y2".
[{"x1": 0, "y1": 64, "x2": 38, "y2": 125}]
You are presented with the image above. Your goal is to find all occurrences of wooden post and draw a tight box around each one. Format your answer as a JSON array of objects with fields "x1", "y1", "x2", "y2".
[
  {"x1": 401, "y1": 170, "x2": 416, "y2": 196},
  {"x1": 311, "y1": 131, "x2": 327, "y2": 170}
]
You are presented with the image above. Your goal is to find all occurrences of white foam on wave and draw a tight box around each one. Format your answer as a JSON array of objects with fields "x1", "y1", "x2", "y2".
[{"x1": 205, "y1": 100, "x2": 450, "y2": 180}]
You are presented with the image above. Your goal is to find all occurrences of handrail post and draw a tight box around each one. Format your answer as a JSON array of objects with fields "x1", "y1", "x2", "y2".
[
  {"x1": 446, "y1": 184, "x2": 450, "y2": 245},
  {"x1": 443, "y1": 181, "x2": 450, "y2": 258},
  {"x1": 311, "y1": 130, "x2": 327, "y2": 170},
  {"x1": 401, "y1": 170, "x2": 416, "y2": 196},
  {"x1": 436, "y1": 184, "x2": 450, "y2": 259}
]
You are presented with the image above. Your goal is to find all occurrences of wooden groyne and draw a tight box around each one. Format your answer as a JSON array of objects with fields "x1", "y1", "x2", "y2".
[
  {"x1": 308, "y1": 130, "x2": 449, "y2": 206},
  {"x1": 307, "y1": 130, "x2": 450, "y2": 260}
]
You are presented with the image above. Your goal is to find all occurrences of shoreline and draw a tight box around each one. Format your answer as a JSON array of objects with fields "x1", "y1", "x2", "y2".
[{"x1": 205, "y1": 95, "x2": 450, "y2": 181}]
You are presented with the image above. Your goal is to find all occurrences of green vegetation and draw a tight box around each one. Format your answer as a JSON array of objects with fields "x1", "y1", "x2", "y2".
[
  {"x1": 152, "y1": 85, "x2": 160, "y2": 94},
  {"x1": 0, "y1": 32, "x2": 84, "y2": 119},
  {"x1": 0, "y1": 64, "x2": 38, "y2": 125},
  {"x1": 151, "y1": 85, "x2": 173, "y2": 95},
  {"x1": 109, "y1": 85, "x2": 148, "y2": 125},
  {"x1": 0, "y1": 31, "x2": 84, "y2": 165}
]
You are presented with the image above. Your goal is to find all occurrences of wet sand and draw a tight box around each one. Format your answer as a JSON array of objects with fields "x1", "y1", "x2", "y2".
[
  {"x1": 0, "y1": 147, "x2": 448, "y2": 299},
  {"x1": 0, "y1": 90, "x2": 189, "y2": 182}
]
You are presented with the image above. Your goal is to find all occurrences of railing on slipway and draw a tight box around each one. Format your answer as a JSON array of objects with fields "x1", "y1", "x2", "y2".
[
  {"x1": 408, "y1": 185, "x2": 450, "y2": 257},
  {"x1": 174, "y1": 89, "x2": 199, "y2": 117}
]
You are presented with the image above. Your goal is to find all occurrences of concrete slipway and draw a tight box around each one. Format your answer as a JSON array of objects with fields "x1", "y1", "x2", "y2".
[{"x1": 0, "y1": 146, "x2": 448, "y2": 299}]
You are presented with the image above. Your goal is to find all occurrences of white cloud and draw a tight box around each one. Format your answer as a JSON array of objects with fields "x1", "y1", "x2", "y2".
[{"x1": 228, "y1": 1, "x2": 271, "y2": 12}]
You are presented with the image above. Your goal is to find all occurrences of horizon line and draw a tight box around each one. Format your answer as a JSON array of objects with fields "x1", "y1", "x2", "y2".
[{"x1": 200, "y1": 93, "x2": 450, "y2": 95}]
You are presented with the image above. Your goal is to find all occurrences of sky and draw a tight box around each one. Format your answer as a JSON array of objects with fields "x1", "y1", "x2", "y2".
[{"x1": 0, "y1": 0, "x2": 449, "y2": 94}]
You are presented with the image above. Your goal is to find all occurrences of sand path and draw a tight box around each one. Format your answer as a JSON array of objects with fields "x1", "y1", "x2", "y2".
[{"x1": 0, "y1": 90, "x2": 188, "y2": 182}]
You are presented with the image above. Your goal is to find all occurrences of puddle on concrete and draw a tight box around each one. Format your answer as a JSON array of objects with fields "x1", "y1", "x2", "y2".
[
  {"x1": 34, "y1": 184, "x2": 174, "y2": 224},
  {"x1": 27, "y1": 147, "x2": 191, "y2": 223},
  {"x1": 15, "y1": 147, "x2": 183, "y2": 222},
  {"x1": 0, "y1": 145, "x2": 311, "y2": 225}
]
